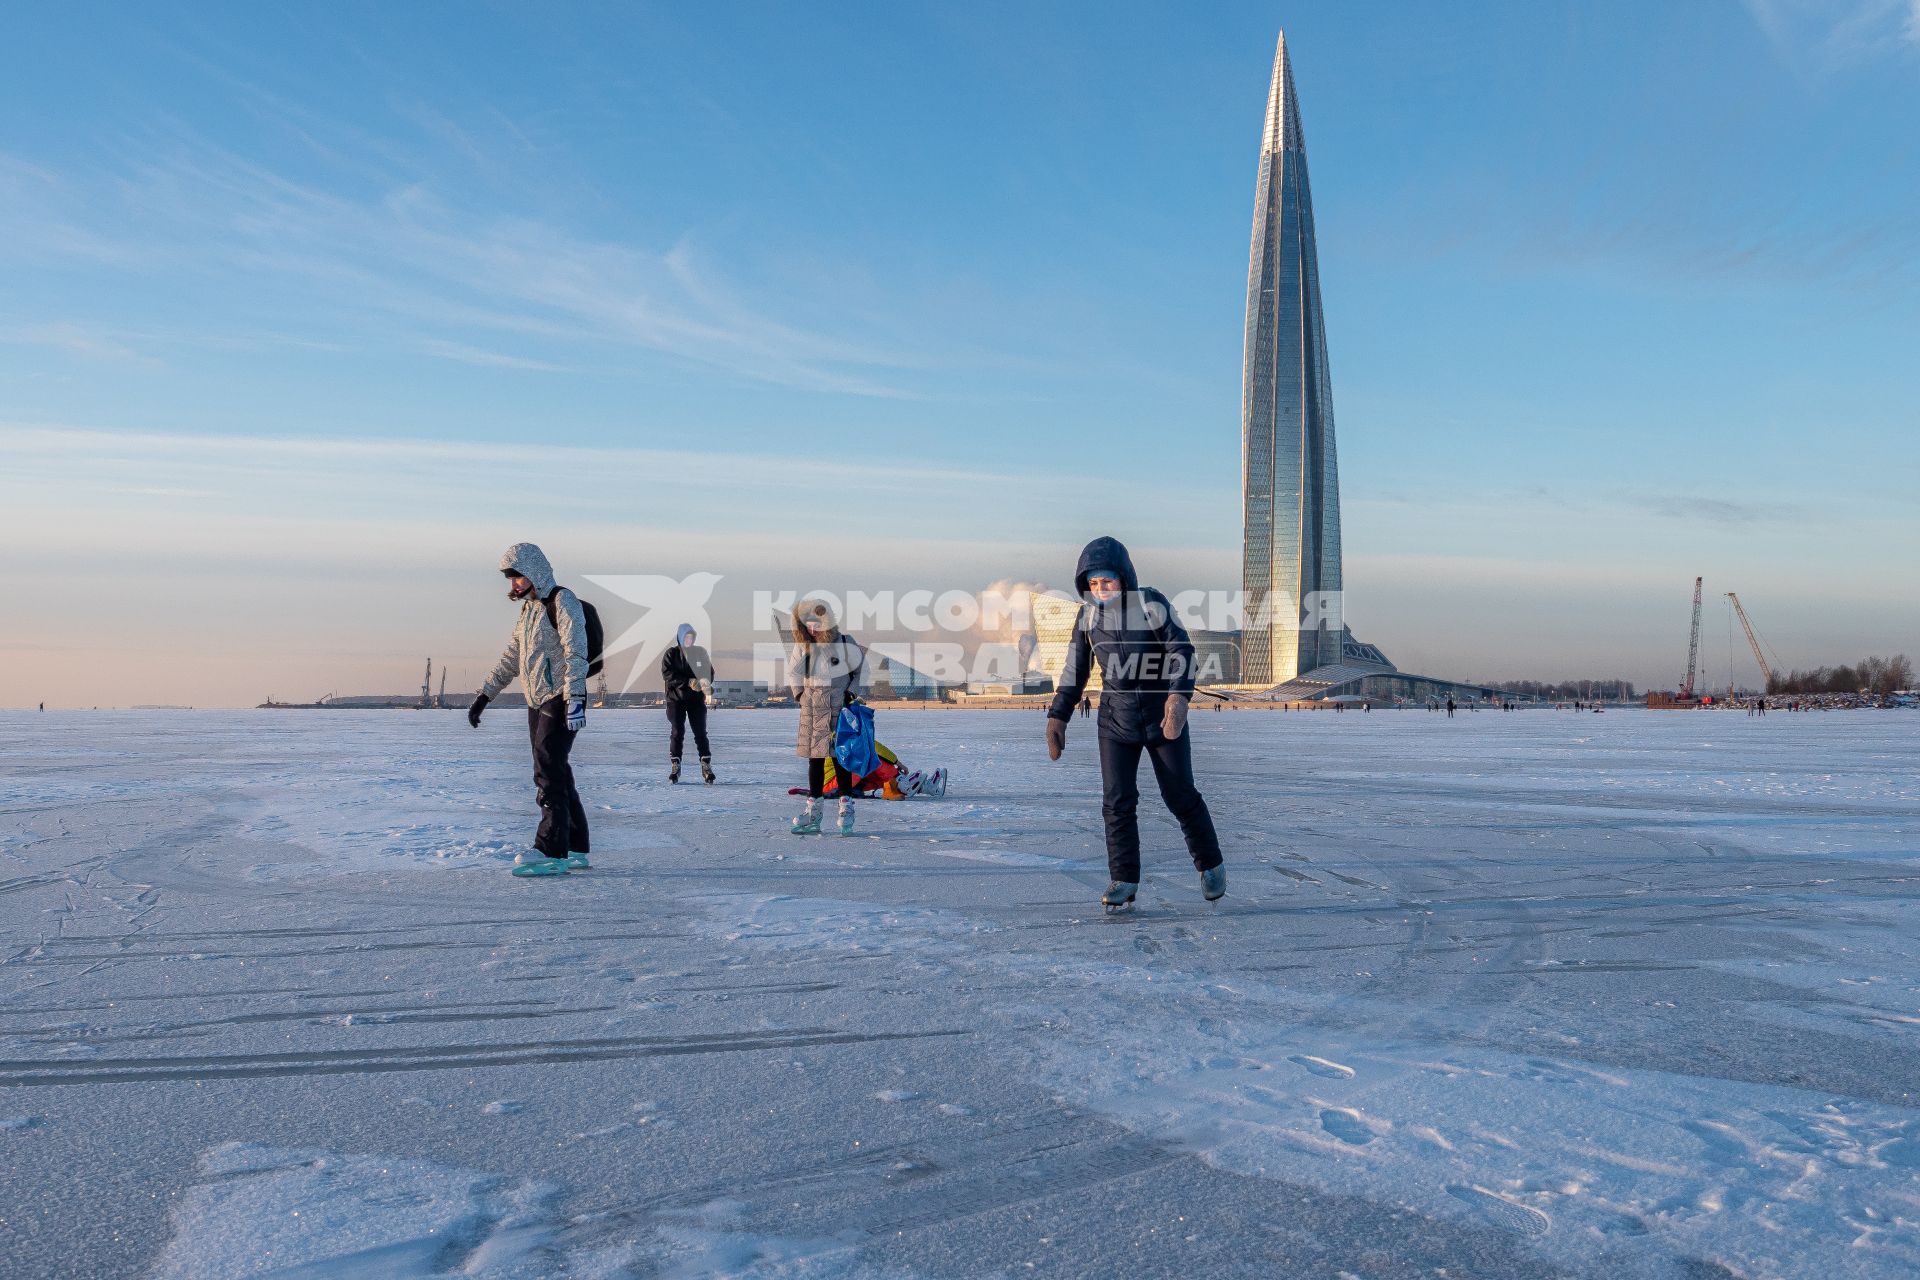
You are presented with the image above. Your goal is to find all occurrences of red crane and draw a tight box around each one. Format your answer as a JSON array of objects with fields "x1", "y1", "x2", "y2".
[{"x1": 1679, "y1": 577, "x2": 1702, "y2": 699}]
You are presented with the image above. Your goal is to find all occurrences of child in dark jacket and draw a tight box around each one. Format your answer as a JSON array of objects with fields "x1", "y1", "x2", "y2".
[
  {"x1": 660, "y1": 623, "x2": 715, "y2": 783},
  {"x1": 1045, "y1": 536, "x2": 1225, "y2": 911}
]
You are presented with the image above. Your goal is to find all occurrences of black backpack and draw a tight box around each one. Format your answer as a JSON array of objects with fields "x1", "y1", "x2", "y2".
[{"x1": 543, "y1": 587, "x2": 606, "y2": 677}]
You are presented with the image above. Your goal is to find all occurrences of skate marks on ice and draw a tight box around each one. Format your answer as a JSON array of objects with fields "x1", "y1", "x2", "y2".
[
  {"x1": 560, "y1": 1104, "x2": 1182, "y2": 1258},
  {"x1": 1028, "y1": 971, "x2": 1920, "y2": 1277},
  {"x1": 9, "y1": 710, "x2": 1920, "y2": 1275},
  {"x1": 692, "y1": 891, "x2": 1920, "y2": 1279},
  {"x1": 149, "y1": 1142, "x2": 565, "y2": 1279},
  {"x1": 0, "y1": 995, "x2": 623, "y2": 1054},
  {"x1": 0, "y1": 1026, "x2": 966, "y2": 1088}
]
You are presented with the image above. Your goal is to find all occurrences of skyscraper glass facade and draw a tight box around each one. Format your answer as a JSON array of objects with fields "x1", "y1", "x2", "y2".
[{"x1": 1241, "y1": 31, "x2": 1343, "y2": 687}]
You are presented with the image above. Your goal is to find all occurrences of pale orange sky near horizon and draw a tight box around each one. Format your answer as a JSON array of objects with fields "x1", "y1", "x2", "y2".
[{"x1": 6, "y1": 424, "x2": 1908, "y2": 708}]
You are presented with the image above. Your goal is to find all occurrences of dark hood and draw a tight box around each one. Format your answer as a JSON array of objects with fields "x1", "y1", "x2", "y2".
[{"x1": 1073, "y1": 536, "x2": 1139, "y2": 597}]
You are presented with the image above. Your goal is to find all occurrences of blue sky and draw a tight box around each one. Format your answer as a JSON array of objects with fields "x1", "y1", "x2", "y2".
[{"x1": 4, "y1": 0, "x2": 1916, "y2": 704}]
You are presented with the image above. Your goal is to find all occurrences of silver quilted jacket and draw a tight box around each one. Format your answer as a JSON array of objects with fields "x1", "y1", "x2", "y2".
[{"x1": 480, "y1": 542, "x2": 589, "y2": 709}]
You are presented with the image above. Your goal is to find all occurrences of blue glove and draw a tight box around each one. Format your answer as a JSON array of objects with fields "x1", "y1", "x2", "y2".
[{"x1": 566, "y1": 698, "x2": 586, "y2": 732}]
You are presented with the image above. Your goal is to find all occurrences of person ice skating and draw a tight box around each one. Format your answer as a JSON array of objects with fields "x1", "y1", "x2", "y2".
[
  {"x1": 786, "y1": 598, "x2": 865, "y2": 835},
  {"x1": 661, "y1": 623, "x2": 716, "y2": 784},
  {"x1": 467, "y1": 543, "x2": 592, "y2": 878},
  {"x1": 1044, "y1": 536, "x2": 1224, "y2": 912},
  {"x1": 1446, "y1": 696, "x2": 1455, "y2": 718}
]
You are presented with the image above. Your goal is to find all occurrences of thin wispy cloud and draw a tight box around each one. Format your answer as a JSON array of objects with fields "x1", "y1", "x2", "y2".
[
  {"x1": 3, "y1": 114, "x2": 927, "y2": 397},
  {"x1": 1629, "y1": 493, "x2": 1805, "y2": 527},
  {"x1": 0, "y1": 422, "x2": 1103, "y2": 504},
  {"x1": 1741, "y1": 0, "x2": 1920, "y2": 78},
  {"x1": 1379, "y1": 146, "x2": 1920, "y2": 300},
  {"x1": 1355, "y1": 487, "x2": 1812, "y2": 529},
  {"x1": 415, "y1": 338, "x2": 577, "y2": 374},
  {"x1": 0, "y1": 323, "x2": 160, "y2": 367},
  {"x1": 0, "y1": 421, "x2": 1230, "y2": 586}
]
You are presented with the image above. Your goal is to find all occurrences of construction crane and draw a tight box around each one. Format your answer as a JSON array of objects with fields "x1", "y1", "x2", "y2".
[
  {"x1": 1726, "y1": 593, "x2": 1776, "y2": 691},
  {"x1": 437, "y1": 667, "x2": 447, "y2": 709},
  {"x1": 419, "y1": 658, "x2": 433, "y2": 710},
  {"x1": 1680, "y1": 576, "x2": 1702, "y2": 699}
]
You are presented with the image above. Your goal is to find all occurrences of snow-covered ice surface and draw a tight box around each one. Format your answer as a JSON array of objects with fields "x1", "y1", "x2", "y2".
[{"x1": 2, "y1": 707, "x2": 1916, "y2": 1278}]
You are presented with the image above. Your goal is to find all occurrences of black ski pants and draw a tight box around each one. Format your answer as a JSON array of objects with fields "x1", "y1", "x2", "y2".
[
  {"x1": 667, "y1": 696, "x2": 710, "y2": 759},
  {"x1": 530, "y1": 696, "x2": 589, "y2": 858},
  {"x1": 1098, "y1": 731, "x2": 1222, "y2": 884}
]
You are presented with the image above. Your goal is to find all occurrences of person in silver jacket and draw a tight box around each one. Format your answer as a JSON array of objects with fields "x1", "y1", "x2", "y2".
[{"x1": 468, "y1": 542, "x2": 592, "y2": 877}]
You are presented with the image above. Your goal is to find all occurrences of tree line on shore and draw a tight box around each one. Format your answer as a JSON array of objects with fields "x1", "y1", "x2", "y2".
[
  {"x1": 1767, "y1": 655, "x2": 1913, "y2": 697},
  {"x1": 1486, "y1": 679, "x2": 1638, "y2": 702}
]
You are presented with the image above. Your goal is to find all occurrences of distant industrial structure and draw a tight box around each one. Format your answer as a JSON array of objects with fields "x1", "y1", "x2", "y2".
[
  {"x1": 418, "y1": 659, "x2": 447, "y2": 709},
  {"x1": 1650, "y1": 578, "x2": 1709, "y2": 708},
  {"x1": 1648, "y1": 580, "x2": 1787, "y2": 707},
  {"x1": 1727, "y1": 592, "x2": 1781, "y2": 694}
]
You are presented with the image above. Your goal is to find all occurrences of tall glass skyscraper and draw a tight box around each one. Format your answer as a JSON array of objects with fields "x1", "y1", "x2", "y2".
[{"x1": 1241, "y1": 30, "x2": 1343, "y2": 687}]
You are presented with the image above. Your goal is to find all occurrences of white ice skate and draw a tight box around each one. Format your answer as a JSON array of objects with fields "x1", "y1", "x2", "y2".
[
  {"x1": 791, "y1": 798, "x2": 823, "y2": 835},
  {"x1": 905, "y1": 767, "x2": 948, "y2": 798}
]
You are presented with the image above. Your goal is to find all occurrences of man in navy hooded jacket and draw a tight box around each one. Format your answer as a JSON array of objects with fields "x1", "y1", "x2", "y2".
[{"x1": 1045, "y1": 536, "x2": 1226, "y2": 910}]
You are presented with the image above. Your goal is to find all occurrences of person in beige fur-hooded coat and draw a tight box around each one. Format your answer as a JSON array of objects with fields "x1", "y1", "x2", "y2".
[{"x1": 785, "y1": 597, "x2": 865, "y2": 834}]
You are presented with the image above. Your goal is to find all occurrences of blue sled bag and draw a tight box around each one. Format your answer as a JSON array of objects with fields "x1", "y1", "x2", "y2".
[{"x1": 833, "y1": 703, "x2": 879, "y2": 780}]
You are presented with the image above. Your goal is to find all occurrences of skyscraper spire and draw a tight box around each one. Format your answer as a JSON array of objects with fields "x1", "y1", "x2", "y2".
[
  {"x1": 1260, "y1": 29, "x2": 1304, "y2": 155},
  {"x1": 1241, "y1": 27, "x2": 1343, "y2": 687}
]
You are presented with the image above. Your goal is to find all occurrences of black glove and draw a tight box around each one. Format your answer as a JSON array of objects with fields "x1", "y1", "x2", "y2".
[{"x1": 467, "y1": 694, "x2": 489, "y2": 728}]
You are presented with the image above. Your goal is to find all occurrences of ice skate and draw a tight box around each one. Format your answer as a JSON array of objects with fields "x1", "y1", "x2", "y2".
[
  {"x1": 836, "y1": 795, "x2": 856, "y2": 836},
  {"x1": 1102, "y1": 881, "x2": 1138, "y2": 912},
  {"x1": 1200, "y1": 864, "x2": 1226, "y2": 902},
  {"x1": 566, "y1": 852, "x2": 591, "y2": 871},
  {"x1": 790, "y1": 798, "x2": 823, "y2": 835},
  {"x1": 512, "y1": 851, "x2": 569, "y2": 878},
  {"x1": 669, "y1": 757, "x2": 681, "y2": 784},
  {"x1": 700, "y1": 757, "x2": 716, "y2": 785},
  {"x1": 921, "y1": 767, "x2": 947, "y2": 798}
]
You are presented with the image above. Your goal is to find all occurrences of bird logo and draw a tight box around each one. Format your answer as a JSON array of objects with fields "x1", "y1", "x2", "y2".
[{"x1": 583, "y1": 572, "x2": 724, "y2": 693}]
